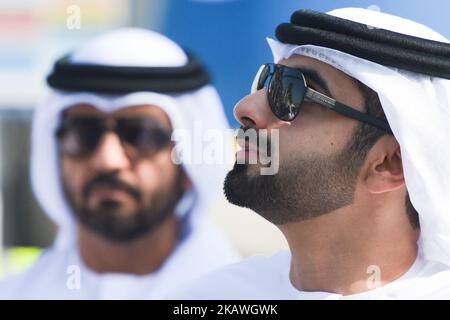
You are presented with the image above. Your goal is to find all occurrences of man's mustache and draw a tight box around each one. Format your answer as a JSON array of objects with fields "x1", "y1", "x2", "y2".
[{"x1": 82, "y1": 173, "x2": 141, "y2": 201}]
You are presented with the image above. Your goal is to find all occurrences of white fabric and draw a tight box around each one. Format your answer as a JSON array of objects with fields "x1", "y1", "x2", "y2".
[
  {"x1": 0, "y1": 28, "x2": 239, "y2": 299},
  {"x1": 171, "y1": 251, "x2": 450, "y2": 299},
  {"x1": 69, "y1": 28, "x2": 188, "y2": 67},
  {"x1": 0, "y1": 220, "x2": 236, "y2": 299},
  {"x1": 268, "y1": 7, "x2": 450, "y2": 267}
]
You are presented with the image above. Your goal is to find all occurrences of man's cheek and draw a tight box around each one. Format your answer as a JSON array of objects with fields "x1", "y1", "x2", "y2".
[
  {"x1": 135, "y1": 161, "x2": 166, "y2": 183},
  {"x1": 64, "y1": 174, "x2": 85, "y2": 204}
]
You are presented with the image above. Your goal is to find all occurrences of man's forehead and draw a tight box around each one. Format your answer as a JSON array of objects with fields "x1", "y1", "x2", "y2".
[
  {"x1": 279, "y1": 54, "x2": 345, "y2": 78},
  {"x1": 279, "y1": 54, "x2": 362, "y2": 97},
  {"x1": 63, "y1": 103, "x2": 172, "y2": 128}
]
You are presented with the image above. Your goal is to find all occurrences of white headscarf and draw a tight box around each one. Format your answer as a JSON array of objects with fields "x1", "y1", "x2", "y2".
[
  {"x1": 268, "y1": 7, "x2": 450, "y2": 266},
  {"x1": 31, "y1": 28, "x2": 233, "y2": 250}
]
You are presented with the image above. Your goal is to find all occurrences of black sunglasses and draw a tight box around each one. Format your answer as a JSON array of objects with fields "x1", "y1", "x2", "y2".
[
  {"x1": 251, "y1": 63, "x2": 392, "y2": 133},
  {"x1": 56, "y1": 115, "x2": 172, "y2": 159}
]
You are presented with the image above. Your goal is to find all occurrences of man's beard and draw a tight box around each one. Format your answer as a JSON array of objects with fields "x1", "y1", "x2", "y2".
[
  {"x1": 224, "y1": 137, "x2": 365, "y2": 225},
  {"x1": 63, "y1": 170, "x2": 185, "y2": 242}
]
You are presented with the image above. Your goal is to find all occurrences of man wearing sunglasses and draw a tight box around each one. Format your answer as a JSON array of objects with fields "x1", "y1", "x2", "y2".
[
  {"x1": 0, "y1": 28, "x2": 239, "y2": 299},
  {"x1": 173, "y1": 8, "x2": 450, "y2": 299}
]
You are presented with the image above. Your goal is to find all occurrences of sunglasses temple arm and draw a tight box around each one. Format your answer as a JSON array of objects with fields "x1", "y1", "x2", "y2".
[{"x1": 305, "y1": 89, "x2": 392, "y2": 134}]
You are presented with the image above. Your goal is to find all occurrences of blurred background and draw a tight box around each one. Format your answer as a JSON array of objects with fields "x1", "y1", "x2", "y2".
[{"x1": 1, "y1": 0, "x2": 449, "y2": 277}]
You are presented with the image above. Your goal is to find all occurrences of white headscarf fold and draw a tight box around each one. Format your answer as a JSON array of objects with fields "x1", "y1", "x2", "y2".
[{"x1": 268, "y1": 8, "x2": 450, "y2": 266}]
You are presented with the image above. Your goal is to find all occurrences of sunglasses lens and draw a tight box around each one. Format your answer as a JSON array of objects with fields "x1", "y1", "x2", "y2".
[
  {"x1": 57, "y1": 117, "x2": 104, "y2": 157},
  {"x1": 268, "y1": 66, "x2": 307, "y2": 121},
  {"x1": 57, "y1": 116, "x2": 171, "y2": 159},
  {"x1": 251, "y1": 64, "x2": 271, "y2": 94},
  {"x1": 117, "y1": 118, "x2": 171, "y2": 157}
]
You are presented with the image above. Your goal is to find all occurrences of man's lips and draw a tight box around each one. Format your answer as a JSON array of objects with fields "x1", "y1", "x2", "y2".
[
  {"x1": 235, "y1": 139, "x2": 268, "y2": 161},
  {"x1": 237, "y1": 138, "x2": 262, "y2": 151},
  {"x1": 89, "y1": 185, "x2": 133, "y2": 200},
  {"x1": 245, "y1": 142, "x2": 260, "y2": 154}
]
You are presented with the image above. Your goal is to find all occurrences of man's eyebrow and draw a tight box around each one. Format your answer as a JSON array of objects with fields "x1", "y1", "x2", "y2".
[{"x1": 300, "y1": 68, "x2": 333, "y2": 97}]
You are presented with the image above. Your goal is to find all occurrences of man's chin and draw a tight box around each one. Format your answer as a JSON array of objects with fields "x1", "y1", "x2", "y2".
[
  {"x1": 76, "y1": 209, "x2": 153, "y2": 243},
  {"x1": 224, "y1": 163, "x2": 256, "y2": 208}
]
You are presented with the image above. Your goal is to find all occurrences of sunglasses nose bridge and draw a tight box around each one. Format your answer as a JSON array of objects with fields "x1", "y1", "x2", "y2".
[
  {"x1": 88, "y1": 117, "x2": 130, "y2": 159},
  {"x1": 103, "y1": 117, "x2": 130, "y2": 150},
  {"x1": 90, "y1": 129, "x2": 133, "y2": 171},
  {"x1": 103, "y1": 117, "x2": 117, "y2": 132}
]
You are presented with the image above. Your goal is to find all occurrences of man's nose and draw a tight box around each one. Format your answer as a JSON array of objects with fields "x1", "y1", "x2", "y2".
[
  {"x1": 233, "y1": 89, "x2": 289, "y2": 129},
  {"x1": 90, "y1": 132, "x2": 131, "y2": 171}
]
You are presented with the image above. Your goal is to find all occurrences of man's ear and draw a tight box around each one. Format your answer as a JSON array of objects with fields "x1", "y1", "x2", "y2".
[{"x1": 364, "y1": 137, "x2": 405, "y2": 194}]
